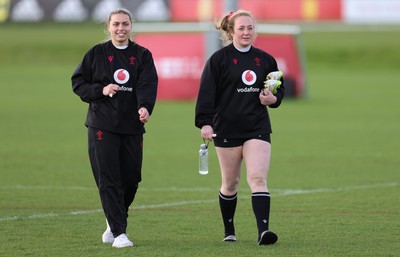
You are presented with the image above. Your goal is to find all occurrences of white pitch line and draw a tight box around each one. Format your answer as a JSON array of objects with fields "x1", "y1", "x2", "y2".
[
  {"x1": 0, "y1": 185, "x2": 213, "y2": 192},
  {"x1": 0, "y1": 182, "x2": 398, "y2": 222},
  {"x1": 0, "y1": 185, "x2": 96, "y2": 191},
  {"x1": 0, "y1": 213, "x2": 59, "y2": 221},
  {"x1": 68, "y1": 199, "x2": 216, "y2": 216},
  {"x1": 273, "y1": 182, "x2": 399, "y2": 196}
]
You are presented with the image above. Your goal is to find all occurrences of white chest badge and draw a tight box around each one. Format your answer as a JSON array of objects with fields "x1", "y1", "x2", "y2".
[
  {"x1": 114, "y1": 69, "x2": 130, "y2": 84},
  {"x1": 241, "y1": 70, "x2": 257, "y2": 85}
]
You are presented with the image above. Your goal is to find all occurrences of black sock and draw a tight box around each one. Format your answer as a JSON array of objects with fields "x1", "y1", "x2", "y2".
[
  {"x1": 219, "y1": 191, "x2": 237, "y2": 237},
  {"x1": 252, "y1": 192, "x2": 271, "y2": 238}
]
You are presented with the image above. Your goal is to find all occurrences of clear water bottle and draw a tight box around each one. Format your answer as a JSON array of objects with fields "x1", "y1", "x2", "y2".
[{"x1": 199, "y1": 143, "x2": 208, "y2": 175}]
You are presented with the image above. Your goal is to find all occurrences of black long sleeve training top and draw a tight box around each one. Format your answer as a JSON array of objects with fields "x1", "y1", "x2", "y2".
[
  {"x1": 72, "y1": 40, "x2": 158, "y2": 134},
  {"x1": 195, "y1": 44, "x2": 284, "y2": 138}
]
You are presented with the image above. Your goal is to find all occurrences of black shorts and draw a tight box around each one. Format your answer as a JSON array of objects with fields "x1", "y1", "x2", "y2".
[{"x1": 213, "y1": 134, "x2": 271, "y2": 147}]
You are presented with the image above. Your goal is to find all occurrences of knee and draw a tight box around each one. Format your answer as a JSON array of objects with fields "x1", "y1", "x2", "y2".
[
  {"x1": 248, "y1": 176, "x2": 266, "y2": 190},
  {"x1": 222, "y1": 177, "x2": 240, "y2": 194}
]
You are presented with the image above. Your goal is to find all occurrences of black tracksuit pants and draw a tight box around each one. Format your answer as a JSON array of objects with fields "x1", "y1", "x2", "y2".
[{"x1": 88, "y1": 127, "x2": 143, "y2": 237}]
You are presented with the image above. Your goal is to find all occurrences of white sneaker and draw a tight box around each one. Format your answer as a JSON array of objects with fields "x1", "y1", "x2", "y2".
[
  {"x1": 112, "y1": 233, "x2": 134, "y2": 248},
  {"x1": 102, "y1": 230, "x2": 114, "y2": 244},
  {"x1": 102, "y1": 219, "x2": 114, "y2": 243}
]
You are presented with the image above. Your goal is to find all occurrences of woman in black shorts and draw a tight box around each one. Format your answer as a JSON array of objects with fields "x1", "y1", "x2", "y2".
[{"x1": 195, "y1": 10, "x2": 284, "y2": 245}]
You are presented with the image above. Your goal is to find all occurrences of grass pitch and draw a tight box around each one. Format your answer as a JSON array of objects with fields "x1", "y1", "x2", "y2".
[{"x1": 0, "y1": 23, "x2": 399, "y2": 257}]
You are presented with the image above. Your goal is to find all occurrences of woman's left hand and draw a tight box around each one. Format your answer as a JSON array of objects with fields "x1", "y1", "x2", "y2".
[
  {"x1": 259, "y1": 88, "x2": 277, "y2": 106},
  {"x1": 138, "y1": 107, "x2": 150, "y2": 123}
]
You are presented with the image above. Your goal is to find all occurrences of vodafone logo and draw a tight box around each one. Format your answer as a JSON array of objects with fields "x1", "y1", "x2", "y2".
[
  {"x1": 113, "y1": 69, "x2": 130, "y2": 84},
  {"x1": 241, "y1": 70, "x2": 257, "y2": 85}
]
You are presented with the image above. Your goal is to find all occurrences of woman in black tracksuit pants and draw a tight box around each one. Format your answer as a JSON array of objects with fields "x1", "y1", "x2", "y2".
[{"x1": 71, "y1": 8, "x2": 157, "y2": 248}]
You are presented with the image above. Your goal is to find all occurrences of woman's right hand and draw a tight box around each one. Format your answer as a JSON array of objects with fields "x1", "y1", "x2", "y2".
[
  {"x1": 103, "y1": 84, "x2": 120, "y2": 97},
  {"x1": 201, "y1": 125, "x2": 214, "y2": 141}
]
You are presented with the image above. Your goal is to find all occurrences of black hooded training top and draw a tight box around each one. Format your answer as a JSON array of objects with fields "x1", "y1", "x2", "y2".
[
  {"x1": 72, "y1": 40, "x2": 158, "y2": 135},
  {"x1": 195, "y1": 44, "x2": 284, "y2": 138}
]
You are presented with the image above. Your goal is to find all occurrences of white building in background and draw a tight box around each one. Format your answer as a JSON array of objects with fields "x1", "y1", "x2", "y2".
[
  {"x1": 135, "y1": 0, "x2": 169, "y2": 21},
  {"x1": 53, "y1": 0, "x2": 88, "y2": 22},
  {"x1": 343, "y1": 0, "x2": 400, "y2": 24},
  {"x1": 11, "y1": 0, "x2": 43, "y2": 21},
  {"x1": 91, "y1": 0, "x2": 122, "y2": 22}
]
